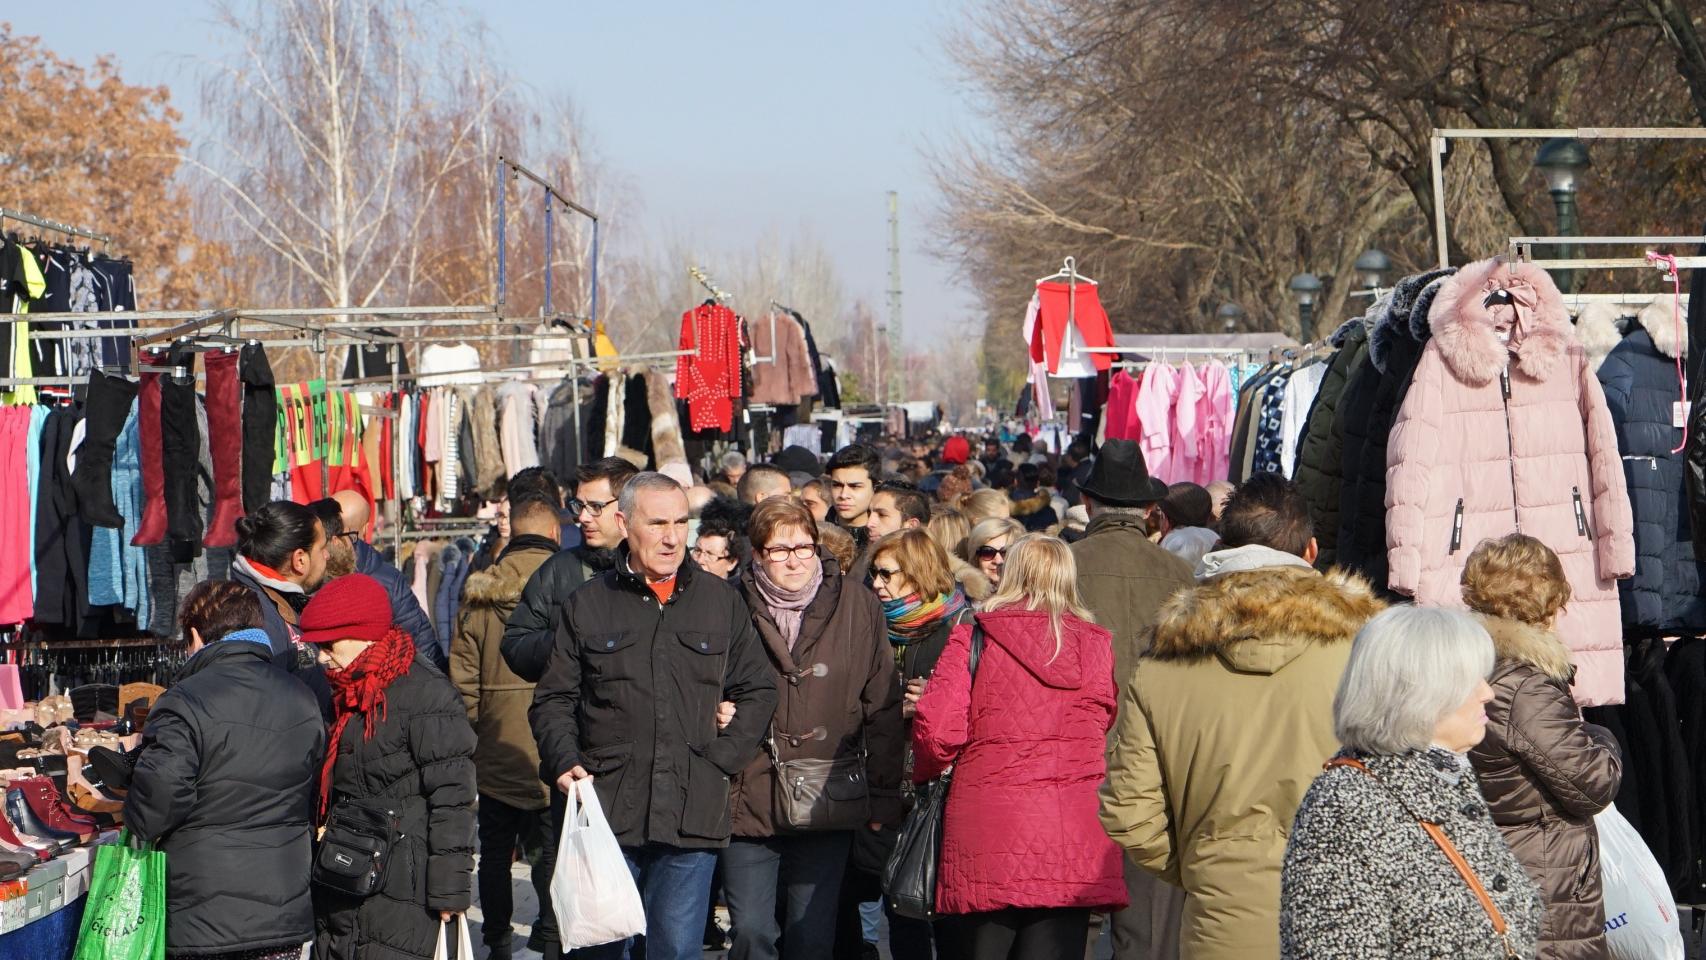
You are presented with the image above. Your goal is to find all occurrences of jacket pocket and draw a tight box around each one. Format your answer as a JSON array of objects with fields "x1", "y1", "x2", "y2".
[
  {"x1": 582, "y1": 743, "x2": 633, "y2": 836},
  {"x1": 1448, "y1": 499, "x2": 1465, "y2": 554},
  {"x1": 680, "y1": 752, "x2": 733, "y2": 841},
  {"x1": 1572, "y1": 487, "x2": 1592, "y2": 538},
  {"x1": 580, "y1": 631, "x2": 640, "y2": 683},
  {"x1": 679, "y1": 631, "x2": 729, "y2": 657}
]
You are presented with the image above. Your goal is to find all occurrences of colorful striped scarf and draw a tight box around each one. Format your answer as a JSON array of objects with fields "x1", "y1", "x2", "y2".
[{"x1": 882, "y1": 588, "x2": 968, "y2": 655}]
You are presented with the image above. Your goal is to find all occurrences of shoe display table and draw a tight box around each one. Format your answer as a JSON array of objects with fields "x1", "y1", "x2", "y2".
[{"x1": 0, "y1": 838, "x2": 103, "y2": 959}]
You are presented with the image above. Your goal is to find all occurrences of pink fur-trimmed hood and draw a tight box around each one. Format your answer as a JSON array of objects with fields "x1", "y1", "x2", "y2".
[{"x1": 1428, "y1": 258, "x2": 1574, "y2": 386}]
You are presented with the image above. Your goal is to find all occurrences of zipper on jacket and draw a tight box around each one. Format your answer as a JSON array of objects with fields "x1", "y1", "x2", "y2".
[
  {"x1": 1572, "y1": 486, "x2": 1591, "y2": 538},
  {"x1": 1499, "y1": 369, "x2": 1521, "y2": 534},
  {"x1": 1448, "y1": 499, "x2": 1465, "y2": 554}
]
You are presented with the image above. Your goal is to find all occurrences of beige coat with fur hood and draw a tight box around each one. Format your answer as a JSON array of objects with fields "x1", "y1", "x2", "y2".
[
  {"x1": 1100, "y1": 564, "x2": 1383, "y2": 960},
  {"x1": 1386, "y1": 258, "x2": 1635, "y2": 706}
]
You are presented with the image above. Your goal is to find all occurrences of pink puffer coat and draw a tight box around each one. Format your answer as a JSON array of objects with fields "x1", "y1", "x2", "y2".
[{"x1": 1386, "y1": 259, "x2": 1634, "y2": 706}]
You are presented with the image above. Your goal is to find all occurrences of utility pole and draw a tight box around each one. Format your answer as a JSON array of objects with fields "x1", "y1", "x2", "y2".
[{"x1": 886, "y1": 191, "x2": 903, "y2": 403}]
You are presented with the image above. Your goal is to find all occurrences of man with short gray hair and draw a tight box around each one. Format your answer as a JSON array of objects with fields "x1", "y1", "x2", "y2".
[
  {"x1": 530, "y1": 471, "x2": 777, "y2": 960},
  {"x1": 1098, "y1": 473, "x2": 1385, "y2": 960}
]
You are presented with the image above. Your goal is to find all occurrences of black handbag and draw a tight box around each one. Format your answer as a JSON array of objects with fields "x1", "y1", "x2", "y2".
[
  {"x1": 313, "y1": 801, "x2": 403, "y2": 898},
  {"x1": 882, "y1": 624, "x2": 983, "y2": 921}
]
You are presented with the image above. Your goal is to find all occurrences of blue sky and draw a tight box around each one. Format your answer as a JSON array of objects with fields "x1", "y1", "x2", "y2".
[{"x1": 6, "y1": 1, "x2": 987, "y2": 340}]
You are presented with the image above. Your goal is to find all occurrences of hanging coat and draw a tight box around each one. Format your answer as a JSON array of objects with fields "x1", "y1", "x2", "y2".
[
  {"x1": 1291, "y1": 309, "x2": 1377, "y2": 570},
  {"x1": 1597, "y1": 298, "x2": 1705, "y2": 632},
  {"x1": 1386, "y1": 259, "x2": 1635, "y2": 706}
]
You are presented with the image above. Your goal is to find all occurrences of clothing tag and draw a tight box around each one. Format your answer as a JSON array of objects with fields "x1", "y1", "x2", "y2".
[{"x1": 1675, "y1": 402, "x2": 1687, "y2": 429}]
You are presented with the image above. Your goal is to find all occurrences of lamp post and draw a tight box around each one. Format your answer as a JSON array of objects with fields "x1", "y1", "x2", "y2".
[
  {"x1": 1355, "y1": 249, "x2": 1391, "y2": 290},
  {"x1": 1289, "y1": 272, "x2": 1323, "y2": 343},
  {"x1": 1216, "y1": 301, "x2": 1245, "y2": 334},
  {"x1": 1534, "y1": 138, "x2": 1591, "y2": 294}
]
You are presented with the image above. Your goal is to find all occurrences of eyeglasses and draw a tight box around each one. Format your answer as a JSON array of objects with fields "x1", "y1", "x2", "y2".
[
  {"x1": 870, "y1": 566, "x2": 903, "y2": 583},
  {"x1": 691, "y1": 546, "x2": 732, "y2": 563},
  {"x1": 762, "y1": 544, "x2": 818, "y2": 563},
  {"x1": 569, "y1": 497, "x2": 615, "y2": 518},
  {"x1": 975, "y1": 545, "x2": 1009, "y2": 562}
]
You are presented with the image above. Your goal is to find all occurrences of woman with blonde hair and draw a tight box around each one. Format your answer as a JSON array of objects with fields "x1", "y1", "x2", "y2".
[
  {"x1": 1461, "y1": 534, "x2": 1620, "y2": 960},
  {"x1": 928, "y1": 507, "x2": 992, "y2": 604},
  {"x1": 963, "y1": 517, "x2": 1024, "y2": 590},
  {"x1": 958, "y1": 488, "x2": 1011, "y2": 526},
  {"x1": 912, "y1": 534, "x2": 1126, "y2": 958}
]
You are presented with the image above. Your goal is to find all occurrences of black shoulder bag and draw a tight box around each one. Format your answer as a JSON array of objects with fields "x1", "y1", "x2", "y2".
[
  {"x1": 882, "y1": 624, "x2": 983, "y2": 921},
  {"x1": 313, "y1": 801, "x2": 404, "y2": 898}
]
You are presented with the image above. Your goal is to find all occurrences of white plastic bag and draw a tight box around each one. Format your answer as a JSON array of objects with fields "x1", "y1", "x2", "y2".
[
  {"x1": 1597, "y1": 805, "x2": 1683, "y2": 960},
  {"x1": 431, "y1": 914, "x2": 472, "y2": 960},
  {"x1": 550, "y1": 777, "x2": 646, "y2": 949}
]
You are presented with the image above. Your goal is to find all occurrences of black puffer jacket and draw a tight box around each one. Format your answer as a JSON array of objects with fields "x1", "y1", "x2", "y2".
[
  {"x1": 1336, "y1": 269, "x2": 1454, "y2": 590},
  {"x1": 313, "y1": 657, "x2": 477, "y2": 960},
  {"x1": 529, "y1": 547, "x2": 778, "y2": 849},
  {"x1": 1292, "y1": 310, "x2": 1377, "y2": 570},
  {"x1": 126, "y1": 637, "x2": 326, "y2": 956},
  {"x1": 1599, "y1": 306, "x2": 1706, "y2": 632},
  {"x1": 500, "y1": 544, "x2": 615, "y2": 682}
]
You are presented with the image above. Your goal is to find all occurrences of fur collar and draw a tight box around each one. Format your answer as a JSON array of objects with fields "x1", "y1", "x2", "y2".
[
  {"x1": 1428, "y1": 258, "x2": 1574, "y2": 386},
  {"x1": 1635, "y1": 295, "x2": 1688, "y2": 360},
  {"x1": 1573, "y1": 302, "x2": 1627, "y2": 371},
  {"x1": 1477, "y1": 615, "x2": 1573, "y2": 682},
  {"x1": 1368, "y1": 303, "x2": 1412, "y2": 374},
  {"x1": 1369, "y1": 268, "x2": 1455, "y2": 373},
  {"x1": 953, "y1": 559, "x2": 993, "y2": 602},
  {"x1": 1148, "y1": 565, "x2": 1382, "y2": 661},
  {"x1": 1409, "y1": 274, "x2": 1450, "y2": 342}
]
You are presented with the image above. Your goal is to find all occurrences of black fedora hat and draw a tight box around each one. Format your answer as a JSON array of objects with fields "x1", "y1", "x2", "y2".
[{"x1": 1077, "y1": 439, "x2": 1168, "y2": 506}]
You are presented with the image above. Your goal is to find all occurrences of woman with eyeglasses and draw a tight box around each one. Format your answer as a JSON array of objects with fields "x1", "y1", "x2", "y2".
[
  {"x1": 964, "y1": 517, "x2": 1024, "y2": 590},
  {"x1": 723, "y1": 497, "x2": 905, "y2": 960}
]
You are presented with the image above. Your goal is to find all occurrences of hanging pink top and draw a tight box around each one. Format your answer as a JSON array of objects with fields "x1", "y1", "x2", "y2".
[
  {"x1": 1134, "y1": 362, "x2": 1178, "y2": 482},
  {"x1": 1195, "y1": 360, "x2": 1233, "y2": 485},
  {"x1": 1105, "y1": 371, "x2": 1140, "y2": 441},
  {"x1": 1169, "y1": 363, "x2": 1204, "y2": 484}
]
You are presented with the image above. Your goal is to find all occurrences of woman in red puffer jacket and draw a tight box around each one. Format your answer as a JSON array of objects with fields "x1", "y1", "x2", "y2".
[{"x1": 912, "y1": 533, "x2": 1127, "y2": 960}]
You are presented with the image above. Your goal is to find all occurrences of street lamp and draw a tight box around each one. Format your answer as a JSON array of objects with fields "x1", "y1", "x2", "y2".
[
  {"x1": 1534, "y1": 138, "x2": 1591, "y2": 293},
  {"x1": 1355, "y1": 249, "x2": 1392, "y2": 290},
  {"x1": 1289, "y1": 272, "x2": 1323, "y2": 343},
  {"x1": 1216, "y1": 301, "x2": 1245, "y2": 333}
]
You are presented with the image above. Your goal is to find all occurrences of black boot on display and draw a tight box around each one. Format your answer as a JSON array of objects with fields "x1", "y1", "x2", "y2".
[{"x1": 71, "y1": 371, "x2": 140, "y2": 528}]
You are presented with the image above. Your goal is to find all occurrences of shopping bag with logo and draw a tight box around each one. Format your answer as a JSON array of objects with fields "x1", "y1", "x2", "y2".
[
  {"x1": 73, "y1": 829, "x2": 167, "y2": 960},
  {"x1": 1597, "y1": 805, "x2": 1683, "y2": 960},
  {"x1": 549, "y1": 777, "x2": 646, "y2": 949}
]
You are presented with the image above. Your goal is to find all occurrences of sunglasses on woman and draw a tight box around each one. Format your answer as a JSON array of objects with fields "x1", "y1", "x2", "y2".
[{"x1": 975, "y1": 545, "x2": 1008, "y2": 562}]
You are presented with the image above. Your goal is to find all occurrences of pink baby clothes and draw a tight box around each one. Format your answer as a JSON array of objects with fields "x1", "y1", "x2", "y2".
[{"x1": 1134, "y1": 362, "x2": 1178, "y2": 482}]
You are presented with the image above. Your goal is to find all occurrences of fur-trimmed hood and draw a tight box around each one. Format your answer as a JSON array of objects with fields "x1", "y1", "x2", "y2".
[
  {"x1": 1634, "y1": 294, "x2": 1688, "y2": 359},
  {"x1": 1573, "y1": 302, "x2": 1627, "y2": 371},
  {"x1": 1148, "y1": 565, "x2": 1383, "y2": 671},
  {"x1": 1428, "y1": 258, "x2": 1574, "y2": 386},
  {"x1": 461, "y1": 566, "x2": 528, "y2": 608},
  {"x1": 1369, "y1": 267, "x2": 1456, "y2": 373},
  {"x1": 1477, "y1": 615, "x2": 1573, "y2": 682},
  {"x1": 952, "y1": 558, "x2": 993, "y2": 602}
]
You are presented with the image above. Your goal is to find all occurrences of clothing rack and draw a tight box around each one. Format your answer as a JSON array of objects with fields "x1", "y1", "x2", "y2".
[
  {"x1": 1037, "y1": 256, "x2": 1111, "y2": 360},
  {"x1": 1508, "y1": 235, "x2": 1706, "y2": 272},
  {"x1": 0, "y1": 207, "x2": 112, "y2": 247},
  {"x1": 496, "y1": 154, "x2": 601, "y2": 332}
]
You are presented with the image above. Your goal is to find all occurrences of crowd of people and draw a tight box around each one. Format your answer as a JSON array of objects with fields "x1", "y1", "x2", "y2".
[{"x1": 109, "y1": 427, "x2": 1626, "y2": 960}]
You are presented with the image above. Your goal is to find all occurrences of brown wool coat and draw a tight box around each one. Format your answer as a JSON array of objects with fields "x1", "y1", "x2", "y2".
[
  {"x1": 729, "y1": 558, "x2": 906, "y2": 837},
  {"x1": 1469, "y1": 616, "x2": 1622, "y2": 960},
  {"x1": 450, "y1": 544, "x2": 555, "y2": 811},
  {"x1": 1101, "y1": 565, "x2": 1384, "y2": 960}
]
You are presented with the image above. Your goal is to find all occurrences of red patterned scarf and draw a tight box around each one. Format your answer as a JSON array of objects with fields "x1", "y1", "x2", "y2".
[{"x1": 316, "y1": 627, "x2": 416, "y2": 822}]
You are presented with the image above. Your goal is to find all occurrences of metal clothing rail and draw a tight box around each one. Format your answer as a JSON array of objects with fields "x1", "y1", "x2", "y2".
[
  {"x1": 496, "y1": 154, "x2": 601, "y2": 329},
  {"x1": 1507, "y1": 235, "x2": 1706, "y2": 271},
  {"x1": 0, "y1": 207, "x2": 111, "y2": 246}
]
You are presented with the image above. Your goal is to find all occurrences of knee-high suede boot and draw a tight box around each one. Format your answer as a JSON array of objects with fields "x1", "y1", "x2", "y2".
[
  {"x1": 202, "y1": 349, "x2": 244, "y2": 548},
  {"x1": 72, "y1": 371, "x2": 140, "y2": 528},
  {"x1": 129, "y1": 363, "x2": 168, "y2": 546},
  {"x1": 160, "y1": 349, "x2": 203, "y2": 544},
  {"x1": 239, "y1": 344, "x2": 277, "y2": 514}
]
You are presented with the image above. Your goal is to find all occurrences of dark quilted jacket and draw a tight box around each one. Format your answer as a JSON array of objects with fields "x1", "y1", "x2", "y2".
[
  {"x1": 126, "y1": 639, "x2": 326, "y2": 956},
  {"x1": 1599, "y1": 315, "x2": 1706, "y2": 632},
  {"x1": 1336, "y1": 269, "x2": 1454, "y2": 591},
  {"x1": 1292, "y1": 312, "x2": 1376, "y2": 570},
  {"x1": 313, "y1": 657, "x2": 477, "y2": 960},
  {"x1": 1468, "y1": 618, "x2": 1621, "y2": 960}
]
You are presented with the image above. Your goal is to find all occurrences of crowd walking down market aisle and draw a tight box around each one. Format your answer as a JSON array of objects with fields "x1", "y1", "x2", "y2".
[{"x1": 25, "y1": 256, "x2": 1706, "y2": 960}]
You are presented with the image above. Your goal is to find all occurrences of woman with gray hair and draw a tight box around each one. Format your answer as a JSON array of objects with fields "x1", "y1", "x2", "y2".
[{"x1": 1280, "y1": 606, "x2": 1544, "y2": 960}]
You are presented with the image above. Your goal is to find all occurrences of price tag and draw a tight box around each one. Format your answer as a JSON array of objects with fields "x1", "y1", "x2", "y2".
[{"x1": 1675, "y1": 401, "x2": 1688, "y2": 429}]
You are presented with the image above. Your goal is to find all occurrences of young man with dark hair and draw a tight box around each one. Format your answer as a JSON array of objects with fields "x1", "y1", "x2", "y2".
[
  {"x1": 231, "y1": 500, "x2": 330, "y2": 660},
  {"x1": 501, "y1": 457, "x2": 638, "y2": 683},
  {"x1": 866, "y1": 482, "x2": 930, "y2": 541},
  {"x1": 826, "y1": 444, "x2": 881, "y2": 544},
  {"x1": 737, "y1": 462, "x2": 793, "y2": 505}
]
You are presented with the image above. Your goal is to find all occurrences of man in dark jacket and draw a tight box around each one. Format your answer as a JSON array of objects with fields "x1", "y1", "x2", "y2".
[
  {"x1": 315, "y1": 492, "x2": 444, "y2": 669},
  {"x1": 530, "y1": 472, "x2": 778, "y2": 960},
  {"x1": 451, "y1": 498, "x2": 561, "y2": 960},
  {"x1": 1066, "y1": 440, "x2": 1194, "y2": 960},
  {"x1": 126, "y1": 587, "x2": 326, "y2": 959},
  {"x1": 502, "y1": 457, "x2": 636, "y2": 682}
]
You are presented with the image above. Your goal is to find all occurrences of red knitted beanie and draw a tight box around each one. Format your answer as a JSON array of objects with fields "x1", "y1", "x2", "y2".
[{"x1": 298, "y1": 573, "x2": 393, "y2": 645}]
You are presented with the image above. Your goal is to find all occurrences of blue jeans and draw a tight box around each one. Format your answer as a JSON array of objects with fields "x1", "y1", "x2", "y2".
[
  {"x1": 720, "y1": 832, "x2": 853, "y2": 960},
  {"x1": 568, "y1": 843, "x2": 718, "y2": 960}
]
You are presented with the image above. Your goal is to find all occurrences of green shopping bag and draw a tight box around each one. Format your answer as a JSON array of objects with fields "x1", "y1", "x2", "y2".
[{"x1": 73, "y1": 829, "x2": 166, "y2": 960}]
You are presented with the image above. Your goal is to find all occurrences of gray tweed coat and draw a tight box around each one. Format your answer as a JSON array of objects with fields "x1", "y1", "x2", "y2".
[{"x1": 1281, "y1": 747, "x2": 1544, "y2": 960}]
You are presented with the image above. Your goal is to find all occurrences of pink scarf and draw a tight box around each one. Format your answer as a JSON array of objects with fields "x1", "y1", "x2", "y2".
[{"x1": 752, "y1": 557, "x2": 823, "y2": 651}]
